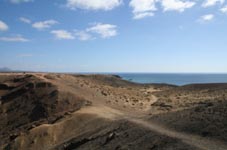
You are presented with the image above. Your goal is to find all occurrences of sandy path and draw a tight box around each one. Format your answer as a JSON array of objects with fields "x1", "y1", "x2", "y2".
[
  {"x1": 33, "y1": 74, "x2": 227, "y2": 150},
  {"x1": 79, "y1": 105, "x2": 227, "y2": 150},
  {"x1": 129, "y1": 118, "x2": 227, "y2": 150}
]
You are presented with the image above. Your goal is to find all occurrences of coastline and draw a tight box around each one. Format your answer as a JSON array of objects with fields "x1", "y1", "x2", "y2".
[{"x1": 0, "y1": 73, "x2": 227, "y2": 149}]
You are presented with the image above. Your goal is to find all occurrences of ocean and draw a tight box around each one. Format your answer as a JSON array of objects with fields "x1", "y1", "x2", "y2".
[{"x1": 117, "y1": 73, "x2": 227, "y2": 86}]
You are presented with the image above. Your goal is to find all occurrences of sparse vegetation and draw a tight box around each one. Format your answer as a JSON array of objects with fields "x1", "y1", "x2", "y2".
[{"x1": 1, "y1": 73, "x2": 227, "y2": 150}]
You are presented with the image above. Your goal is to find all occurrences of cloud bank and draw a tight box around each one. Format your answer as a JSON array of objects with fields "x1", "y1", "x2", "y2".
[
  {"x1": 51, "y1": 30, "x2": 75, "y2": 40},
  {"x1": 130, "y1": 0, "x2": 156, "y2": 19},
  {"x1": 66, "y1": 0, "x2": 122, "y2": 10},
  {"x1": 202, "y1": 0, "x2": 224, "y2": 8},
  {"x1": 19, "y1": 17, "x2": 31, "y2": 24},
  {"x1": 0, "y1": 20, "x2": 9, "y2": 31},
  {"x1": 161, "y1": 0, "x2": 195, "y2": 12},
  {"x1": 86, "y1": 23, "x2": 118, "y2": 38},
  {"x1": 0, "y1": 35, "x2": 29, "y2": 42},
  {"x1": 9, "y1": 0, "x2": 33, "y2": 4},
  {"x1": 199, "y1": 14, "x2": 214, "y2": 22},
  {"x1": 32, "y1": 20, "x2": 58, "y2": 30}
]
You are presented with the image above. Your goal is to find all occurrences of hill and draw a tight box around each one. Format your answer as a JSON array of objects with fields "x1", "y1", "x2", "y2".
[{"x1": 0, "y1": 73, "x2": 227, "y2": 150}]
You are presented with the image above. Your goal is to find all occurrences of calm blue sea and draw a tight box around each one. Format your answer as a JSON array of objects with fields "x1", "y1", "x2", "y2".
[{"x1": 117, "y1": 73, "x2": 227, "y2": 86}]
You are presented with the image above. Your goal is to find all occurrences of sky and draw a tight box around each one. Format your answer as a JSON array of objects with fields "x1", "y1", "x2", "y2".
[{"x1": 0, "y1": 0, "x2": 227, "y2": 73}]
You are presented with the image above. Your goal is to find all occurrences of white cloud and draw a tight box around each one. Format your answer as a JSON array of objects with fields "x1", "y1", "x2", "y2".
[
  {"x1": 19, "y1": 17, "x2": 31, "y2": 24},
  {"x1": 51, "y1": 30, "x2": 75, "y2": 40},
  {"x1": 32, "y1": 20, "x2": 58, "y2": 30},
  {"x1": 50, "y1": 23, "x2": 117, "y2": 41},
  {"x1": 75, "y1": 30, "x2": 93, "y2": 41},
  {"x1": 66, "y1": 0, "x2": 122, "y2": 10},
  {"x1": 129, "y1": 0, "x2": 195, "y2": 19},
  {"x1": 129, "y1": 0, "x2": 156, "y2": 19},
  {"x1": 199, "y1": 14, "x2": 214, "y2": 22},
  {"x1": 133, "y1": 12, "x2": 154, "y2": 19},
  {"x1": 0, "y1": 20, "x2": 9, "y2": 31},
  {"x1": 86, "y1": 23, "x2": 117, "y2": 38},
  {"x1": 202, "y1": 0, "x2": 224, "y2": 7},
  {"x1": 9, "y1": 0, "x2": 33, "y2": 4},
  {"x1": 220, "y1": 5, "x2": 227, "y2": 13},
  {"x1": 0, "y1": 35, "x2": 29, "y2": 42},
  {"x1": 161, "y1": 0, "x2": 195, "y2": 12}
]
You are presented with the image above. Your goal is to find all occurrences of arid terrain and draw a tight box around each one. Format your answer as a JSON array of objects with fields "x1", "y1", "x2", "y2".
[{"x1": 0, "y1": 73, "x2": 227, "y2": 150}]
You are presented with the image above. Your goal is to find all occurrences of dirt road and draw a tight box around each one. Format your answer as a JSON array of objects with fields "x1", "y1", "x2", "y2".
[{"x1": 79, "y1": 105, "x2": 227, "y2": 150}]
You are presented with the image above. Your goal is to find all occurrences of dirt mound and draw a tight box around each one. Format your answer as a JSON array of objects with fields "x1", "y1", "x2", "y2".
[
  {"x1": 73, "y1": 74, "x2": 139, "y2": 88},
  {"x1": 179, "y1": 83, "x2": 227, "y2": 92},
  {"x1": 54, "y1": 120, "x2": 197, "y2": 150},
  {"x1": 150, "y1": 99, "x2": 227, "y2": 143},
  {"x1": 0, "y1": 74, "x2": 89, "y2": 147},
  {"x1": 150, "y1": 83, "x2": 227, "y2": 144},
  {"x1": 9, "y1": 107, "x2": 197, "y2": 150},
  {"x1": 150, "y1": 82, "x2": 227, "y2": 114}
]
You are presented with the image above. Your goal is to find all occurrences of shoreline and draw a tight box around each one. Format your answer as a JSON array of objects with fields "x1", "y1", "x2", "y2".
[{"x1": 1, "y1": 72, "x2": 227, "y2": 87}]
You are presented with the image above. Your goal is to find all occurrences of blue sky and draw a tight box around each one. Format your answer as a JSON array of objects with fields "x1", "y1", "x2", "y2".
[{"x1": 0, "y1": 0, "x2": 227, "y2": 73}]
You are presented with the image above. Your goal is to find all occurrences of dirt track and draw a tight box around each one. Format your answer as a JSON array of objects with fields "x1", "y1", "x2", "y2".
[
  {"x1": 33, "y1": 73, "x2": 227, "y2": 150},
  {"x1": 1, "y1": 73, "x2": 227, "y2": 150},
  {"x1": 77, "y1": 105, "x2": 227, "y2": 150}
]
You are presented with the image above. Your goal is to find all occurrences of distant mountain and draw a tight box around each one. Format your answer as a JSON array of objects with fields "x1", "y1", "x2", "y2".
[
  {"x1": 0, "y1": 67, "x2": 11, "y2": 72},
  {"x1": 0, "y1": 68, "x2": 33, "y2": 73}
]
